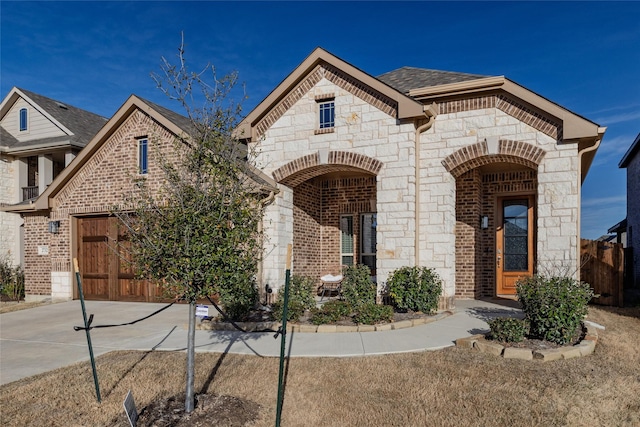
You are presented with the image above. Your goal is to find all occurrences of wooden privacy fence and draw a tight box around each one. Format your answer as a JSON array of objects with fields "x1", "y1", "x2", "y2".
[{"x1": 580, "y1": 239, "x2": 624, "y2": 307}]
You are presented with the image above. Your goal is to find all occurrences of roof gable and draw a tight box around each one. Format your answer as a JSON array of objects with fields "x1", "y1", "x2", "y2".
[
  {"x1": 0, "y1": 87, "x2": 107, "y2": 153},
  {"x1": 238, "y1": 47, "x2": 424, "y2": 142},
  {"x1": 619, "y1": 133, "x2": 640, "y2": 168}
]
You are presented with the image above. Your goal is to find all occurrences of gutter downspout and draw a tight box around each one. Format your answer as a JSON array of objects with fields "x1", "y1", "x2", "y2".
[
  {"x1": 576, "y1": 127, "x2": 606, "y2": 280},
  {"x1": 415, "y1": 103, "x2": 438, "y2": 266}
]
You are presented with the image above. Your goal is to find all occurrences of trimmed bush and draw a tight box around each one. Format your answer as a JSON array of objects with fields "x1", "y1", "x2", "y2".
[
  {"x1": 310, "y1": 300, "x2": 353, "y2": 325},
  {"x1": 341, "y1": 264, "x2": 376, "y2": 307},
  {"x1": 387, "y1": 266, "x2": 442, "y2": 313},
  {"x1": 353, "y1": 303, "x2": 394, "y2": 325},
  {"x1": 516, "y1": 275, "x2": 593, "y2": 345},
  {"x1": 488, "y1": 317, "x2": 529, "y2": 342},
  {"x1": 272, "y1": 275, "x2": 316, "y2": 322}
]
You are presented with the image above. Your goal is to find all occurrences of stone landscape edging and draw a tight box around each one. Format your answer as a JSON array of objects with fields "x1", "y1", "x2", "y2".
[
  {"x1": 197, "y1": 310, "x2": 454, "y2": 333},
  {"x1": 454, "y1": 322, "x2": 600, "y2": 361}
]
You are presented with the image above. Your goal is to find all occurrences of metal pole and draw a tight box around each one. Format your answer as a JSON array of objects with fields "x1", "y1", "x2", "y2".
[
  {"x1": 73, "y1": 258, "x2": 101, "y2": 403},
  {"x1": 185, "y1": 300, "x2": 196, "y2": 413},
  {"x1": 275, "y1": 244, "x2": 292, "y2": 427}
]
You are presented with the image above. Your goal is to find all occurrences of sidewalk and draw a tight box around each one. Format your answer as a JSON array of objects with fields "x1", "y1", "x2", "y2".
[{"x1": 0, "y1": 299, "x2": 522, "y2": 385}]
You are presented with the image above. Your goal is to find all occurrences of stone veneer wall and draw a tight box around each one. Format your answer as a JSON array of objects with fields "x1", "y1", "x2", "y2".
[
  {"x1": 420, "y1": 102, "x2": 579, "y2": 305},
  {"x1": 254, "y1": 79, "x2": 581, "y2": 307},
  {"x1": 253, "y1": 74, "x2": 417, "y2": 293},
  {"x1": 0, "y1": 157, "x2": 22, "y2": 266}
]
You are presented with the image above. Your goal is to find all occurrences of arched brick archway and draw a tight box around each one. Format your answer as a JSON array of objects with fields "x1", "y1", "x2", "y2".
[
  {"x1": 442, "y1": 139, "x2": 545, "y2": 178},
  {"x1": 274, "y1": 151, "x2": 382, "y2": 287},
  {"x1": 273, "y1": 151, "x2": 382, "y2": 187},
  {"x1": 446, "y1": 140, "x2": 543, "y2": 300}
]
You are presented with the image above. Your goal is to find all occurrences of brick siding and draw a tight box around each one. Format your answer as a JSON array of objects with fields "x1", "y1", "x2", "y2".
[{"x1": 455, "y1": 168, "x2": 537, "y2": 298}]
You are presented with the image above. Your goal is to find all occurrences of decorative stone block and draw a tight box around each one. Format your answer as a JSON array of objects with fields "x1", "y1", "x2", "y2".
[
  {"x1": 561, "y1": 347, "x2": 582, "y2": 359},
  {"x1": 474, "y1": 339, "x2": 504, "y2": 356},
  {"x1": 299, "y1": 324, "x2": 318, "y2": 333},
  {"x1": 336, "y1": 325, "x2": 359, "y2": 333},
  {"x1": 455, "y1": 334, "x2": 484, "y2": 349},
  {"x1": 375, "y1": 324, "x2": 392, "y2": 331},
  {"x1": 392, "y1": 320, "x2": 413, "y2": 330},
  {"x1": 503, "y1": 347, "x2": 533, "y2": 360},
  {"x1": 317, "y1": 324, "x2": 337, "y2": 333},
  {"x1": 358, "y1": 325, "x2": 376, "y2": 332},
  {"x1": 533, "y1": 348, "x2": 563, "y2": 362},
  {"x1": 577, "y1": 340, "x2": 596, "y2": 356}
]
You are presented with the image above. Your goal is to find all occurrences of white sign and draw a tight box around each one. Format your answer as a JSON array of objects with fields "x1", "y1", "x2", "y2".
[
  {"x1": 37, "y1": 245, "x2": 49, "y2": 255},
  {"x1": 196, "y1": 305, "x2": 209, "y2": 317},
  {"x1": 123, "y1": 390, "x2": 138, "y2": 427}
]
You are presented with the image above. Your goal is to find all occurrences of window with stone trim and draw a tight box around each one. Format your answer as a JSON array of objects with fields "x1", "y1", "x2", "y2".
[
  {"x1": 316, "y1": 95, "x2": 335, "y2": 130},
  {"x1": 138, "y1": 138, "x2": 148, "y2": 175}
]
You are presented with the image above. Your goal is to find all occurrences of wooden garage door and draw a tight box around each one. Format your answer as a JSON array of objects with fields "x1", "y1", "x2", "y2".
[{"x1": 77, "y1": 216, "x2": 154, "y2": 301}]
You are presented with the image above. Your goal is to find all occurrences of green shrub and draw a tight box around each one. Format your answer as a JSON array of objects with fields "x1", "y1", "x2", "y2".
[
  {"x1": 387, "y1": 266, "x2": 442, "y2": 313},
  {"x1": 0, "y1": 259, "x2": 25, "y2": 301},
  {"x1": 271, "y1": 275, "x2": 316, "y2": 322},
  {"x1": 218, "y1": 278, "x2": 258, "y2": 321},
  {"x1": 516, "y1": 275, "x2": 593, "y2": 345},
  {"x1": 487, "y1": 317, "x2": 529, "y2": 342},
  {"x1": 310, "y1": 300, "x2": 352, "y2": 325},
  {"x1": 341, "y1": 264, "x2": 376, "y2": 307},
  {"x1": 353, "y1": 302, "x2": 394, "y2": 325}
]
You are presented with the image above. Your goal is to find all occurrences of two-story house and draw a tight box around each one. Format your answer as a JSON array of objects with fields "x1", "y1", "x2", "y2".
[{"x1": 0, "y1": 88, "x2": 107, "y2": 267}]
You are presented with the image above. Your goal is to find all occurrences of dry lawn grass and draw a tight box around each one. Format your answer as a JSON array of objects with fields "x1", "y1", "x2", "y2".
[{"x1": 1, "y1": 306, "x2": 639, "y2": 427}]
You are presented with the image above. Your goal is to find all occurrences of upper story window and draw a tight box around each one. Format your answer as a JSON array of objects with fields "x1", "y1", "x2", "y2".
[
  {"x1": 315, "y1": 94, "x2": 335, "y2": 134},
  {"x1": 138, "y1": 138, "x2": 148, "y2": 175},
  {"x1": 319, "y1": 101, "x2": 335, "y2": 129},
  {"x1": 19, "y1": 108, "x2": 28, "y2": 131}
]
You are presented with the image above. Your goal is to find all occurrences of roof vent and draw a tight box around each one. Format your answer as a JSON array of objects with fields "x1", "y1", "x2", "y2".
[{"x1": 56, "y1": 102, "x2": 68, "y2": 109}]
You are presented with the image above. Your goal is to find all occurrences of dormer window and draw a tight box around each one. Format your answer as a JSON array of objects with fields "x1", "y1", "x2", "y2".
[
  {"x1": 19, "y1": 108, "x2": 28, "y2": 131},
  {"x1": 138, "y1": 138, "x2": 148, "y2": 174}
]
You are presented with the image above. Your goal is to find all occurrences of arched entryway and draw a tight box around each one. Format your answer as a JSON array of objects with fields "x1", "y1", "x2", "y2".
[
  {"x1": 273, "y1": 151, "x2": 382, "y2": 281},
  {"x1": 443, "y1": 139, "x2": 545, "y2": 298}
]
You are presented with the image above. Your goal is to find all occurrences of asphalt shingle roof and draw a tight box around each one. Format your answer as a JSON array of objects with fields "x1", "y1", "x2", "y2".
[
  {"x1": 8, "y1": 88, "x2": 108, "y2": 150},
  {"x1": 377, "y1": 67, "x2": 490, "y2": 95}
]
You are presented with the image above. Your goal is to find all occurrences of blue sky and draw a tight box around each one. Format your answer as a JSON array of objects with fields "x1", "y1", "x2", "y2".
[{"x1": 2, "y1": 1, "x2": 638, "y2": 239}]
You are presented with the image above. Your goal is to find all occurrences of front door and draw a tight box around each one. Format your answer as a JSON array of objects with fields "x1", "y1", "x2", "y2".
[{"x1": 496, "y1": 195, "x2": 534, "y2": 295}]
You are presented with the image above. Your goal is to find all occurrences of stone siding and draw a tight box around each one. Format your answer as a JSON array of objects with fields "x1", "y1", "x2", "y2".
[{"x1": 0, "y1": 157, "x2": 22, "y2": 266}]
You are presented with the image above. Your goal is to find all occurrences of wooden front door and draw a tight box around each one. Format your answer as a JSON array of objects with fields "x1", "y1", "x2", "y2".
[
  {"x1": 77, "y1": 216, "x2": 151, "y2": 301},
  {"x1": 496, "y1": 195, "x2": 535, "y2": 295}
]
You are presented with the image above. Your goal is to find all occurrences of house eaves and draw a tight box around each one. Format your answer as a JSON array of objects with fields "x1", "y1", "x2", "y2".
[
  {"x1": 619, "y1": 133, "x2": 640, "y2": 168},
  {"x1": 237, "y1": 47, "x2": 424, "y2": 142}
]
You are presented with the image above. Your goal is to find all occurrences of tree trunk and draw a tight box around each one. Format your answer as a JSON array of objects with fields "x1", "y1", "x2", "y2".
[{"x1": 185, "y1": 300, "x2": 196, "y2": 413}]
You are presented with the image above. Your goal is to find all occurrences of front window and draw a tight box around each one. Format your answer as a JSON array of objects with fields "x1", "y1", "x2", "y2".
[
  {"x1": 360, "y1": 213, "x2": 377, "y2": 275},
  {"x1": 340, "y1": 215, "x2": 354, "y2": 266},
  {"x1": 138, "y1": 138, "x2": 148, "y2": 174},
  {"x1": 19, "y1": 108, "x2": 28, "y2": 131},
  {"x1": 319, "y1": 101, "x2": 335, "y2": 129}
]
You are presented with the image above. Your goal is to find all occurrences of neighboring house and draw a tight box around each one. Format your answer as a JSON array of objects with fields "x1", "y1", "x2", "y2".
[
  {"x1": 607, "y1": 219, "x2": 627, "y2": 247},
  {"x1": 0, "y1": 88, "x2": 107, "y2": 267},
  {"x1": 619, "y1": 133, "x2": 640, "y2": 288},
  {"x1": 2, "y1": 48, "x2": 607, "y2": 307},
  {"x1": 1, "y1": 95, "x2": 276, "y2": 302}
]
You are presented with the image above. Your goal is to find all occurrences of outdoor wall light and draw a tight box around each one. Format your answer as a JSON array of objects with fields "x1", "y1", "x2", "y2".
[
  {"x1": 48, "y1": 220, "x2": 60, "y2": 234},
  {"x1": 480, "y1": 216, "x2": 489, "y2": 229}
]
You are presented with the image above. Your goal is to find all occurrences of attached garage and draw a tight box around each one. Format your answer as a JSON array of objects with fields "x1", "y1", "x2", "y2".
[{"x1": 77, "y1": 216, "x2": 157, "y2": 301}]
